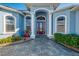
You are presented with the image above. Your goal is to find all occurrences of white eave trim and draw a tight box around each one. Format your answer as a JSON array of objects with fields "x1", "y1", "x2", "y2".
[
  {"x1": 53, "y1": 5, "x2": 76, "y2": 13},
  {"x1": 0, "y1": 5, "x2": 24, "y2": 16},
  {"x1": 70, "y1": 6, "x2": 79, "y2": 11}
]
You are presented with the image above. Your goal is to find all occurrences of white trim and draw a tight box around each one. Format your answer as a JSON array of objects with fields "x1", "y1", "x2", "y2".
[
  {"x1": 3, "y1": 14, "x2": 16, "y2": 34},
  {"x1": 48, "y1": 11, "x2": 52, "y2": 38},
  {"x1": 54, "y1": 5, "x2": 75, "y2": 13},
  {"x1": 0, "y1": 5, "x2": 24, "y2": 15},
  {"x1": 55, "y1": 15, "x2": 67, "y2": 34},
  {"x1": 30, "y1": 12, "x2": 35, "y2": 39},
  {"x1": 34, "y1": 8, "x2": 50, "y2": 13}
]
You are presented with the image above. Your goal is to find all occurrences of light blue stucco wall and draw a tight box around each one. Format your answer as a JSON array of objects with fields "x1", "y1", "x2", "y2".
[
  {"x1": 53, "y1": 9, "x2": 79, "y2": 34},
  {"x1": 0, "y1": 14, "x2": 4, "y2": 34},
  {"x1": 75, "y1": 11, "x2": 79, "y2": 35},
  {"x1": 0, "y1": 9, "x2": 24, "y2": 38},
  {"x1": 70, "y1": 11, "x2": 76, "y2": 34},
  {"x1": 18, "y1": 14, "x2": 24, "y2": 36},
  {"x1": 53, "y1": 10, "x2": 71, "y2": 34},
  {"x1": 68, "y1": 10, "x2": 79, "y2": 35}
]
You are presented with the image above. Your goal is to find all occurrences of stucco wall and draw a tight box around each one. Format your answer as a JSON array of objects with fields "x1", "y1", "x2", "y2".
[
  {"x1": 53, "y1": 10, "x2": 71, "y2": 34},
  {"x1": 70, "y1": 11, "x2": 76, "y2": 34},
  {"x1": 75, "y1": 11, "x2": 79, "y2": 35},
  {"x1": 0, "y1": 9, "x2": 24, "y2": 39},
  {"x1": 18, "y1": 14, "x2": 24, "y2": 36}
]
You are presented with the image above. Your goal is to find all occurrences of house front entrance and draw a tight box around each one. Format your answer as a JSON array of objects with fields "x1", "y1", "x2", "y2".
[
  {"x1": 36, "y1": 16, "x2": 46, "y2": 35},
  {"x1": 30, "y1": 8, "x2": 52, "y2": 39}
]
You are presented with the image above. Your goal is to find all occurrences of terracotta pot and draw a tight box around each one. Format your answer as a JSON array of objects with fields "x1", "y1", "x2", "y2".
[{"x1": 24, "y1": 32, "x2": 30, "y2": 40}]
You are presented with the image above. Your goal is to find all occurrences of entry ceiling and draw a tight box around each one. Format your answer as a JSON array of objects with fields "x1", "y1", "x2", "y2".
[{"x1": 26, "y1": 3, "x2": 60, "y2": 10}]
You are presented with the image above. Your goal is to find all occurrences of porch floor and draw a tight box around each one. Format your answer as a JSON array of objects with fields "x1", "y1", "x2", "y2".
[{"x1": 0, "y1": 35, "x2": 79, "y2": 56}]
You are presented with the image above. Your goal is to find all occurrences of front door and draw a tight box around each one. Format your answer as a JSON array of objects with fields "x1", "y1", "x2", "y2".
[{"x1": 37, "y1": 22, "x2": 45, "y2": 35}]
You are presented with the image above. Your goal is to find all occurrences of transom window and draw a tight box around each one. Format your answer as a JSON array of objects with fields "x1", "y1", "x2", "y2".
[
  {"x1": 57, "y1": 16, "x2": 65, "y2": 33},
  {"x1": 26, "y1": 16, "x2": 31, "y2": 19},
  {"x1": 37, "y1": 16, "x2": 45, "y2": 20},
  {"x1": 5, "y1": 16, "x2": 15, "y2": 32}
]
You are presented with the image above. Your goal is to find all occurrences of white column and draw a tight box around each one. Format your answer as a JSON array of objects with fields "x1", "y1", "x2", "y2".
[
  {"x1": 48, "y1": 11, "x2": 52, "y2": 38},
  {"x1": 30, "y1": 12, "x2": 35, "y2": 39}
]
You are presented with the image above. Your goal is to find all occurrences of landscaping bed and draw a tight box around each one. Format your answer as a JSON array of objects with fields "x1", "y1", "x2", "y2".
[
  {"x1": 54, "y1": 33, "x2": 79, "y2": 52},
  {"x1": 0, "y1": 36, "x2": 22, "y2": 47}
]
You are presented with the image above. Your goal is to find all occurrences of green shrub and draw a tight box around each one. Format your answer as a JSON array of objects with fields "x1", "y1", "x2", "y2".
[
  {"x1": 0, "y1": 36, "x2": 21, "y2": 44},
  {"x1": 54, "y1": 33, "x2": 62, "y2": 42},
  {"x1": 0, "y1": 39, "x2": 3, "y2": 44},
  {"x1": 12, "y1": 36, "x2": 21, "y2": 42},
  {"x1": 54, "y1": 33, "x2": 79, "y2": 48},
  {"x1": 6, "y1": 37, "x2": 13, "y2": 43}
]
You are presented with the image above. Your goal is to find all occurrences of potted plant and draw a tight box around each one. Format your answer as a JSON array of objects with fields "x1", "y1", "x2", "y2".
[{"x1": 24, "y1": 30, "x2": 30, "y2": 41}]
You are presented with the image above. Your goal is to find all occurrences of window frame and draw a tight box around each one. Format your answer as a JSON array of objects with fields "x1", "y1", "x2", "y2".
[
  {"x1": 55, "y1": 15, "x2": 67, "y2": 34},
  {"x1": 24, "y1": 15, "x2": 31, "y2": 31},
  {"x1": 3, "y1": 14, "x2": 16, "y2": 34}
]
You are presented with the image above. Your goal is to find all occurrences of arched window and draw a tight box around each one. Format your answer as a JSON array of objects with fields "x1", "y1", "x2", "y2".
[
  {"x1": 5, "y1": 15, "x2": 16, "y2": 32},
  {"x1": 26, "y1": 16, "x2": 31, "y2": 26},
  {"x1": 26, "y1": 16, "x2": 31, "y2": 32},
  {"x1": 57, "y1": 16, "x2": 65, "y2": 33}
]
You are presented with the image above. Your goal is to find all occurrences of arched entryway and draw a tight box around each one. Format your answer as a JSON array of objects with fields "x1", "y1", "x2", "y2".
[
  {"x1": 35, "y1": 9, "x2": 49, "y2": 35},
  {"x1": 30, "y1": 8, "x2": 52, "y2": 39}
]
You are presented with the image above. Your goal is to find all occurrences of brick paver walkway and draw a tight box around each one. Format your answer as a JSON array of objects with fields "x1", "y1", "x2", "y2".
[{"x1": 0, "y1": 35, "x2": 79, "y2": 56}]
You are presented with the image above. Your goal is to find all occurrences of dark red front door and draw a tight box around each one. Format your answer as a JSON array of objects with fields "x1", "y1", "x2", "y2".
[{"x1": 37, "y1": 22, "x2": 45, "y2": 35}]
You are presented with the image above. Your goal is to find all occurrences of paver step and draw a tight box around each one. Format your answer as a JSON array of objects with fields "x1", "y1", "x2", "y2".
[{"x1": 36, "y1": 35, "x2": 49, "y2": 39}]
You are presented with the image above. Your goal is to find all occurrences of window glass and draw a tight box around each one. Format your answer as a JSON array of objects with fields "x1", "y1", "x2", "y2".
[
  {"x1": 57, "y1": 16, "x2": 65, "y2": 33},
  {"x1": 6, "y1": 16, "x2": 15, "y2": 32}
]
